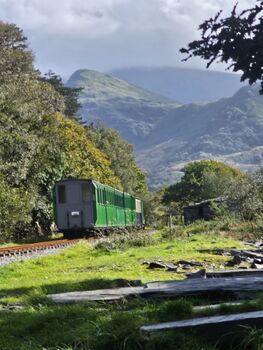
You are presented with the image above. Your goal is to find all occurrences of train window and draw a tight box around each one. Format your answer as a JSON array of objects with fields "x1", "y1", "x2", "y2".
[
  {"x1": 82, "y1": 183, "x2": 89, "y2": 202},
  {"x1": 58, "y1": 185, "x2": 66, "y2": 203}
]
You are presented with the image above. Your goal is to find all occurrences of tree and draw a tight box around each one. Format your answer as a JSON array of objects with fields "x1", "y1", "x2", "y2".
[
  {"x1": 86, "y1": 123, "x2": 148, "y2": 197},
  {"x1": 54, "y1": 114, "x2": 121, "y2": 189},
  {"x1": 42, "y1": 71, "x2": 83, "y2": 117},
  {"x1": 0, "y1": 175, "x2": 32, "y2": 241},
  {"x1": 162, "y1": 160, "x2": 244, "y2": 205},
  {"x1": 0, "y1": 22, "x2": 65, "y2": 116},
  {"x1": 227, "y1": 175, "x2": 263, "y2": 220},
  {"x1": 0, "y1": 21, "x2": 124, "y2": 238},
  {"x1": 0, "y1": 21, "x2": 34, "y2": 83},
  {"x1": 180, "y1": 1, "x2": 263, "y2": 93}
]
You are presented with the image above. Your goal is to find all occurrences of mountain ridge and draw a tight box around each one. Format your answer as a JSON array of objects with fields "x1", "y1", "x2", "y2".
[
  {"x1": 67, "y1": 68, "x2": 180, "y2": 145},
  {"x1": 109, "y1": 66, "x2": 245, "y2": 103},
  {"x1": 67, "y1": 68, "x2": 263, "y2": 189}
]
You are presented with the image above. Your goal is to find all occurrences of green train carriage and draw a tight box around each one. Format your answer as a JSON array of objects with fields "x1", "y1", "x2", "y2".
[{"x1": 53, "y1": 179, "x2": 144, "y2": 236}]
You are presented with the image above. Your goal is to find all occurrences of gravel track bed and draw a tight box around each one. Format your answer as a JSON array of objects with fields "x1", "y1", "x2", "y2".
[
  {"x1": 0, "y1": 230, "x2": 155, "y2": 267},
  {"x1": 0, "y1": 245, "x2": 74, "y2": 267}
]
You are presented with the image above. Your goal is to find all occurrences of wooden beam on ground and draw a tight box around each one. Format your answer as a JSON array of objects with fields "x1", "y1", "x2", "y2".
[
  {"x1": 143, "y1": 276, "x2": 263, "y2": 298},
  {"x1": 48, "y1": 276, "x2": 263, "y2": 303},
  {"x1": 193, "y1": 269, "x2": 263, "y2": 278},
  {"x1": 49, "y1": 286, "x2": 144, "y2": 303},
  {"x1": 140, "y1": 310, "x2": 263, "y2": 338},
  {"x1": 193, "y1": 301, "x2": 245, "y2": 311}
]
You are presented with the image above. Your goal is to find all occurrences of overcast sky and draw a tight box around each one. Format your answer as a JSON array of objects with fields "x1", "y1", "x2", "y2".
[{"x1": 0, "y1": 0, "x2": 252, "y2": 79}]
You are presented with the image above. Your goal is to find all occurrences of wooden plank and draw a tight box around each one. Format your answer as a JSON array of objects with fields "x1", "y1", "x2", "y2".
[
  {"x1": 49, "y1": 286, "x2": 144, "y2": 303},
  {"x1": 140, "y1": 310, "x2": 263, "y2": 334},
  {"x1": 143, "y1": 276, "x2": 263, "y2": 297},
  {"x1": 49, "y1": 276, "x2": 263, "y2": 303},
  {"x1": 192, "y1": 269, "x2": 263, "y2": 278},
  {"x1": 193, "y1": 301, "x2": 245, "y2": 311},
  {"x1": 198, "y1": 248, "x2": 263, "y2": 256}
]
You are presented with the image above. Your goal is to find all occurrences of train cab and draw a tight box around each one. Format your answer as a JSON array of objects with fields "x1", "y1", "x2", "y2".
[{"x1": 53, "y1": 179, "x2": 94, "y2": 233}]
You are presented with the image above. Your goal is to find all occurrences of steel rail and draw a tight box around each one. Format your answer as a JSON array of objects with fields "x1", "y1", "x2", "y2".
[{"x1": 0, "y1": 239, "x2": 80, "y2": 257}]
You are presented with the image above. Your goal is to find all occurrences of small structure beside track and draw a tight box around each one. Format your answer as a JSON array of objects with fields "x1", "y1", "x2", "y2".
[{"x1": 183, "y1": 197, "x2": 225, "y2": 224}]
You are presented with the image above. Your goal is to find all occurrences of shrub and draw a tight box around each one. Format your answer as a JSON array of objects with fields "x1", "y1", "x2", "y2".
[
  {"x1": 94, "y1": 232, "x2": 155, "y2": 252},
  {"x1": 0, "y1": 176, "x2": 33, "y2": 241}
]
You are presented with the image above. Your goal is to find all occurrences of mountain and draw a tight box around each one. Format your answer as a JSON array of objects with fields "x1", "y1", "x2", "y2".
[
  {"x1": 68, "y1": 69, "x2": 263, "y2": 190},
  {"x1": 109, "y1": 67, "x2": 245, "y2": 104},
  {"x1": 138, "y1": 85, "x2": 263, "y2": 188},
  {"x1": 67, "y1": 69, "x2": 180, "y2": 145}
]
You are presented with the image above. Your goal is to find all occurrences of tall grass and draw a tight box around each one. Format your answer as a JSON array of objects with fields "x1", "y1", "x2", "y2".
[{"x1": 94, "y1": 232, "x2": 156, "y2": 252}]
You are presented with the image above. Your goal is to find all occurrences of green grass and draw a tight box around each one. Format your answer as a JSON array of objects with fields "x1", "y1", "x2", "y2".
[{"x1": 0, "y1": 230, "x2": 254, "y2": 349}]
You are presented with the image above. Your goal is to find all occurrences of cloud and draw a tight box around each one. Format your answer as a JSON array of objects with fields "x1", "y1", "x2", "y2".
[{"x1": 0, "y1": 0, "x2": 252, "y2": 78}]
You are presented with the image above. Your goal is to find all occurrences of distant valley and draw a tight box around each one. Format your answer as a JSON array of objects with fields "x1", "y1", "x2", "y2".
[
  {"x1": 109, "y1": 66, "x2": 244, "y2": 104},
  {"x1": 67, "y1": 69, "x2": 180, "y2": 146},
  {"x1": 67, "y1": 68, "x2": 263, "y2": 189}
]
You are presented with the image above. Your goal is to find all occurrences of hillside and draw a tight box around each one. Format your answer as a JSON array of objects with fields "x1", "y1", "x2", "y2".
[
  {"x1": 67, "y1": 69, "x2": 180, "y2": 145},
  {"x1": 109, "y1": 66, "x2": 245, "y2": 103},
  {"x1": 68, "y1": 69, "x2": 263, "y2": 189},
  {"x1": 138, "y1": 85, "x2": 263, "y2": 188}
]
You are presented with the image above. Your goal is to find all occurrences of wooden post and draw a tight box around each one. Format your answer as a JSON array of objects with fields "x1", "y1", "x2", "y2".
[{"x1": 168, "y1": 213, "x2": 172, "y2": 237}]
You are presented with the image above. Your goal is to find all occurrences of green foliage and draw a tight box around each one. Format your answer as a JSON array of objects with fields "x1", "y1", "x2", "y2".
[
  {"x1": 0, "y1": 21, "x2": 34, "y2": 83},
  {"x1": 180, "y1": 1, "x2": 263, "y2": 94},
  {"x1": 0, "y1": 21, "x2": 147, "y2": 239},
  {"x1": 239, "y1": 326, "x2": 263, "y2": 350},
  {"x1": 163, "y1": 160, "x2": 244, "y2": 205},
  {"x1": 0, "y1": 106, "x2": 122, "y2": 238},
  {"x1": 94, "y1": 232, "x2": 155, "y2": 252},
  {"x1": 143, "y1": 191, "x2": 168, "y2": 228},
  {"x1": 0, "y1": 233, "x2": 247, "y2": 350},
  {"x1": 227, "y1": 174, "x2": 263, "y2": 221},
  {"x1": 0, "y1": 22, "x2": 64, "y2": 116},
  {"x1": 86, "y1": 123, "x2": 148, "y2": 196},
  {"x1": 42, "y1": 71, "x2": 83, "y2": 117},
  {"x1": 157, "y1": 299, "x2": 193, "y2": 322},
  {"x1": 0, "y1": 175, "x2": 32, "y2": 241},
  {"x1": 55, "y1": 115, "x2": 121, "y2": 188}
]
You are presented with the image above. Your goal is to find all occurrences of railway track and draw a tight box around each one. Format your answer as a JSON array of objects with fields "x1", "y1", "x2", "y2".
[{"x1": 0, "y1": 239, "x2": 80, "y2": 262}]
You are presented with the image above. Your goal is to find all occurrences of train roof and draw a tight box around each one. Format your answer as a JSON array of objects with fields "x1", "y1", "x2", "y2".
[{"x1": 55, "y1": 178, "x2": 142, "y2": 200}]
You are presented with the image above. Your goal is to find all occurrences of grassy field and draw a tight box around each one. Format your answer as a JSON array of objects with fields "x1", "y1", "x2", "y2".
[{"x1": 0, "y1": 225, "x2": 259, "y2": 350}]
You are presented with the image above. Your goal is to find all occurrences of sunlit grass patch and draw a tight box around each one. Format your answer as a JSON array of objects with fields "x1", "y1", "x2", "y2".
[{"x1": 0, "y1": 229, "x2": 252, "y2": 349}]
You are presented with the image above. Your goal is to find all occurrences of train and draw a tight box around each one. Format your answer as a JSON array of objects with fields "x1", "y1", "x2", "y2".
[{"x1": 53, "y1": 178, "x2": 144, "y2": 237}]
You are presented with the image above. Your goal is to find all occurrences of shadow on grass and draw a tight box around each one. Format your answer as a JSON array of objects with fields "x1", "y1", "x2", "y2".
[
  {"x1": 0, "y1": 278, "x2": 256, "y2": 350},
  {"x1": 0, "y1": 299, "x2": 215, "y2": 350},
  {"x1": 0, "y1": 278, "x2": 144, "y2": 305},
  {"x1": 0, "y1": 276, "x2": 240, "y2": 310}
]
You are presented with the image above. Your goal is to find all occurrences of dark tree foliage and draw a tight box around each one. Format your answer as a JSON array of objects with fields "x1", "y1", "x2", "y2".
[
  {"x1": 162, "y1": 160, "x2": 244, "y2": 205},
  {"x1": 86, "y1": 123, "x2": 148, "y2": 197},
  {"x1": 0, "y1": 21, "x2": 123, "y2": 239},
  {"x1": 0, "y1": 21, "x2": 34, "y2": 82},
  {"x1": 180, "y1": 1, "x2": 263, "y2": 93},
  {"x1": 42, "y1": 71, "x2": 83, "y2": 117}
]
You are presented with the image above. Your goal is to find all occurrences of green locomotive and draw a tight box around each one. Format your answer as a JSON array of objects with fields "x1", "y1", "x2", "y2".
[{"x1": 53, "y1": 178, "x2": 144, "y2": 236}]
